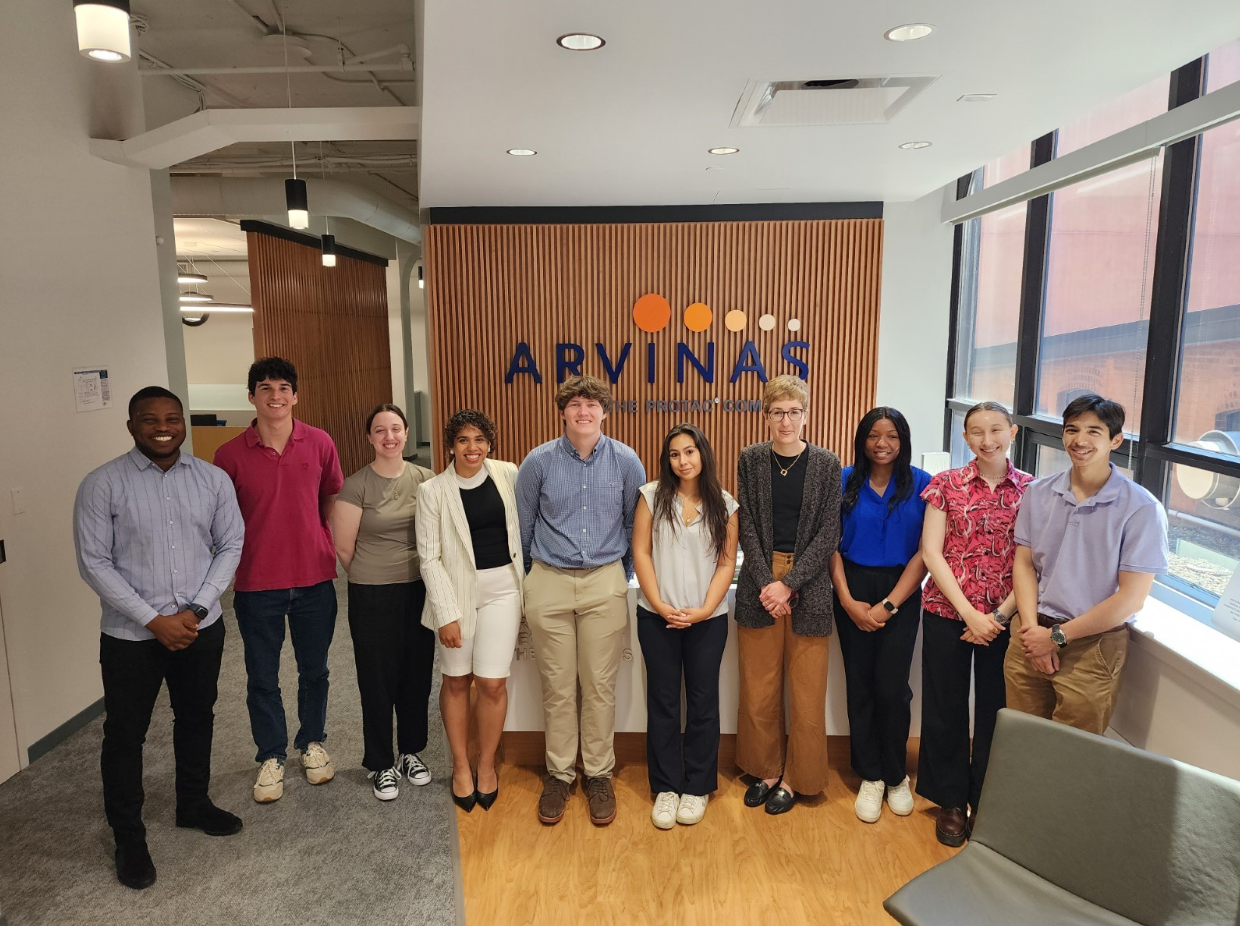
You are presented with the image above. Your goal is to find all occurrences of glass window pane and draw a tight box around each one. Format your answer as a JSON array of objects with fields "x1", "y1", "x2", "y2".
[
  {"x1": 1035, "y1": 154, "x2": 1164, "y2": 432},
  {"x1": 1165, "y1": 463, "x2": 1240, "y2": 600},
  {"x1": 1035, "y1": 442, "x2": 1134, "y2": 480},
  {"x1": 1172, "y1": 118, "x2": 1240, "y2": 458},
  {"x1": 949, "y1": 410, "x2": 970, "y2": 468},
  {"x1": 981, "y1": 147, "x2": 1032, "y2": 189},
  {"x1": 953, "y1": 203, "x2": 1026, "y2": 406},
  {"x1": 1055, "y1": 75, "x2": 1170, "y2": 157},
  {"x1": 1205, "y1": 37, "x2": 1240, "y2": 93}
]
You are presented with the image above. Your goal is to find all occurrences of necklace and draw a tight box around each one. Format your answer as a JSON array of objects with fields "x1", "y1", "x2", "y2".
[{"x1": 771, "y1": 446, "x2": 805, "y2": 477}]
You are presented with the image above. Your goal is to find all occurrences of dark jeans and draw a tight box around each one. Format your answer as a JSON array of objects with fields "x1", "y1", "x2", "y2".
[
  {"x1": 99, "y1": 619, "x2": 225, "y2": 847},
  {"x1": 833, "y1": 560, "x2": 921, "y2": 786},
  {"x1": 234, "y1": 580, "x2": 337, "y2": 762},
  {"x1": 916, "y1": 609, "x2": 1009, "y2": 811},
  {"x1": 347, "y1": 580, "x2": 435, "y2": 772},
  {"x1": 636, "y1": 605, "x2": 728, "y2": 796}
]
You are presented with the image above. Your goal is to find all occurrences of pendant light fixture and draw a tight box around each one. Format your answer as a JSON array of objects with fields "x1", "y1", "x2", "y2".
[
  {"x1": 74, "y1": 0, "x2": 132, "y2": 62},
  {"x1": 417, "y1": 264, "x2": 424, "y2": 289},
  {"x1": 178, "y1": 270, "x2": 208, "y2": 285},
  {"x1": 282, "y1": 30, "x2": 310, "y2": 229},
  {"x1": 318, "y1": 142, "x2": 336, "y2": 266}
]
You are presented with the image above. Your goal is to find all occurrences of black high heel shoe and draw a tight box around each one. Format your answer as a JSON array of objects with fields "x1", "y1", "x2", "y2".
[
  {"x1": 452, "y1": 775, "x2": 478, "y2": 813},
  {"x1": 476, "y1": 773, "x2": 499, "y2": 811}
]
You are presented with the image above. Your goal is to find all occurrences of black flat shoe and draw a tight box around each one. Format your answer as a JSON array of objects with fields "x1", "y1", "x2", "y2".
[
  {"x1": 115, "y1": 842, "x2": 156, "y2": 890},
  {"x1": 476, "y1": 781, "x2": 499, "y2": 811},
  {"x1": 764, "y1": 787, "x2": 797, "y2": 815},
  {"x1": 744, "y1": 777, "x2": 782, "y2": 808},
  {"x1": 176, "y1": 801, "x2": 243, "y2": 836}
]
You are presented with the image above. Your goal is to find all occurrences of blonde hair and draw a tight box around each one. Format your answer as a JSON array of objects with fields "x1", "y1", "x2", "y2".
[{"x1": 762, "y1": 374, "x2": 810, "y2": 413}]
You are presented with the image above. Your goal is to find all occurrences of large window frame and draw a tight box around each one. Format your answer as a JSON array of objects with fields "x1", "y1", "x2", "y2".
[{"x1": 946, "y1": 56, "x2": 1240, "y2": 624}]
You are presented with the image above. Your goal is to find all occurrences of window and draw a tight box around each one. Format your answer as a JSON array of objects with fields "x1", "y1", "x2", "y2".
[
  {"x1": 1205, "y1": 37, "x2": 1240, "y2": 93},
  {"x1": 1164, "y1": 465, "x2": 1240, "y2": 598},
  {"x1": 1054, "y1": 75, "x2": 1169, "y2": 156},
  {"x1": 1036, "y1": 153, "x2": 1164, "y2": 432}
]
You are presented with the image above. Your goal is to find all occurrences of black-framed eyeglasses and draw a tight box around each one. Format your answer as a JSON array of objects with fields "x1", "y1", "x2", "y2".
[{"x1": 768, "y1": 409, "x2": 805, "y2": 422}]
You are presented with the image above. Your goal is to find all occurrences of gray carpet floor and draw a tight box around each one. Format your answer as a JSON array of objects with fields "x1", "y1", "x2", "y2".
[{"x1": 0, "y1": 579, "x2": 464, "y2": 926}]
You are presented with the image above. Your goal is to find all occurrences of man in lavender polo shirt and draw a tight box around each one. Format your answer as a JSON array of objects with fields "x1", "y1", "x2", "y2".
[
  {"x1": 1005, "y1": 394, "x2": 1168, "y2": 735},
  {"x1": 214, "y1": 357, "x2": 344, "y2": 802}
]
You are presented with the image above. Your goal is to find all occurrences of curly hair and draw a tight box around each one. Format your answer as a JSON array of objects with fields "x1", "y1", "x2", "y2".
[
  {"x1": 554, "y1": 375, "x2": 613, "y2": 412},
  {"x1": 248, "y1": 357, "x2": 298, "y2": 394},
  {"x1": 443, "y1": 408, "x2": 498, "y2": 453}
]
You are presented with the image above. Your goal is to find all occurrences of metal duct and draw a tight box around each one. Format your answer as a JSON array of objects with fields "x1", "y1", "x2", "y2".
[{"x1": 169, "y1": 177, "x2": 421, "y2": 244}]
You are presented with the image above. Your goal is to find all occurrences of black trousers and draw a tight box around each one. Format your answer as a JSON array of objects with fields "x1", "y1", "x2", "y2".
[
  {"x1": 833, "y1": 560, "x2": 921, "y2": 786},
  {"x1": 636, "y1": 606, "x2": 728, "y2": 796},
  {"x1": 99, "y1": 619, "x2": 225, "y2": 848},
  {"x1": 347, "y1": 580, "x2": 436, "y2": 772},
  {"x1": 915, "y1": 610, "x2": 1009, "y2": 811}
]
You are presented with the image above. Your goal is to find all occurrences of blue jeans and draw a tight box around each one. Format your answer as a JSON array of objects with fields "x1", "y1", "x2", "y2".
[{"x1": 234, "y1": 580, "x2": 338, "y2": 763}]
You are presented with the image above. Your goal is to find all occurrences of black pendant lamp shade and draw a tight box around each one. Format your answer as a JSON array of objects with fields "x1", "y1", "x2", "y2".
[
  {"x1": 321, "y1": 234, "x2": 337, "y2": 267},
  {"x1": 285, "y1": 178, "x2": 309, "y2": 229},
  {"x1": 74, "y1": 0, "x2": 132, "y2": 62}
]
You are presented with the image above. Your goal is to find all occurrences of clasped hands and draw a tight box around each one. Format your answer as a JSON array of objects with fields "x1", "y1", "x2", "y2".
[
  {"x1": 1018, "y1": 622, "x2": 1060, "y2": 675},
  {"x1": 660, "y1": 604, "x2": 713, "y2": 629},
  {"x1": 959, "y1": 607, "x2": 1006, "y2": 647},
  {"x1": 148, "y1": 610, "x2": 200, "y2": 651},
  {"x1": 759, "y1": 580, "x2": 795, "y2": 621}
]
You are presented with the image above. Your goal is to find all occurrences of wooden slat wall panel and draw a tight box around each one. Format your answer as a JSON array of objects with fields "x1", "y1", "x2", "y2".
[
  {"x1": 246, "y1": 230, "x2": 392, "y2": 475},
  {"x1": 425, "y1": 220, "x2": 882, "y2": 489}
]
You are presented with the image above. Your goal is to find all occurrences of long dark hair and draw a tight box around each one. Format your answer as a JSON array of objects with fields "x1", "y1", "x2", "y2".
[
  {"x1": 842, "y1": 407, "x2": 914, "y2": 514},
  {"x1": 652, "y1": 423, "x2": 730, "y2": 559}
]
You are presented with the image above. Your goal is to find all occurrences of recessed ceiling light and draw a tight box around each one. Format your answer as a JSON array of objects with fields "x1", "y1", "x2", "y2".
[
  {"x1": 506, "y1": 148, "x2": 537, "y2": 157},
  {"x1": 884, "y1": 23, "x2": 934, "y2": 42},
  {"x1": 898, "y1": 141, "x2": 933, "y2": 150},
  {"x1": 957, "y1": 93, "x2": 997, "y2": 103},
  {"x1": 556, "y1": 33, "x2": 605, "y2": 51},
  {"x1": 178, "y1": 272, "x2": 208, "y2": 284},
  {"x1": 708, "y1": 147, "x2": 740, "y2": 156},
  {"x1": 179, "y1": 293, "x2": 214, "y2": 303}
]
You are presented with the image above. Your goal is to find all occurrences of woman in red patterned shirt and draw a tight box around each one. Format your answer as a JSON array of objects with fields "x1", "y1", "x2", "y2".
[{"x1": 916, "y1": 401, "x2": 1033, "y2": 847}]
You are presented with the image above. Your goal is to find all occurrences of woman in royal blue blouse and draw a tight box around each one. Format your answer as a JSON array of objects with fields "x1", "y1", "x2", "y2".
[{"x1": 829, "y1": 407, "x2": 930, "y2": 826}]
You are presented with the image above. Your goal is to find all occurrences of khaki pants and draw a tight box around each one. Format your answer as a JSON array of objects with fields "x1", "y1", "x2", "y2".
[
  {"x1": 736, "y1": 552, "x2": 831, "y2": 795},
  {"x1": 523, "y1": 560, "x2": 629, "y2": 782},
  {"x1": 1003, "y1": 614, "x2": 1128, "y2": 735}
]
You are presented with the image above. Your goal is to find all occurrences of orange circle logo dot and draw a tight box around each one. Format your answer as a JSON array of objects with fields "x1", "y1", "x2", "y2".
[
  {"x1": 633, "y1": 293, "x2": 672, "y2": 332},
  {"x1": 683, "y1": 302, "x2": 712, "y2": 332},
  {"x1": 725, "y1": 310, "x2": 746, "y2": 332}
]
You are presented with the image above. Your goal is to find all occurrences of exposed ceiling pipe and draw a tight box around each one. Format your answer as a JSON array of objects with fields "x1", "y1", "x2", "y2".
[{"x1": 170, "y1": 177, "x2": 421, "y2": 244}]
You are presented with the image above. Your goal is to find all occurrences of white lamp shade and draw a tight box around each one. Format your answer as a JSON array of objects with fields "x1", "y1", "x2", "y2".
[
  {"x1": 321, "y1": 253, "x2": 337, "y2": 267},
  {"x1": 288, "y1": 209, "x2": 309, "y2": 229},
  {"x1": 75, "y1": 2, "x2": 132, "y2": 62}
]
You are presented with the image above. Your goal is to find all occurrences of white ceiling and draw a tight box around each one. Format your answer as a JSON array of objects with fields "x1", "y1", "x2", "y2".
[
  {"x1": 174, "y1": 217, "x2": 248, "y2": 259},
  {"x1": 418, "y1": 0, "x2": 1240, "y2": 207}
]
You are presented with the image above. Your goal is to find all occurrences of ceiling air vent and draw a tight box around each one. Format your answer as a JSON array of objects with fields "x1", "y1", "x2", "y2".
[{"x1": 730, "y1": 75, "x2": 937, "y2": 127}]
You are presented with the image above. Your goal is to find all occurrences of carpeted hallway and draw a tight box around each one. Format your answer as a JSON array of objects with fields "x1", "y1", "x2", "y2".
[{"x1": 0, "y1": 579, "x2": 464, "y2": 926}]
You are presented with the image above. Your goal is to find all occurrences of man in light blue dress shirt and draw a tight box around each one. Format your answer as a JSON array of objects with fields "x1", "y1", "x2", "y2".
[
  {"x1": 73, "y1": 387, "x2": 245, "y2": 890},
  {"x1": 516, "y1": 375, "x2": 646, "y2": 827}
]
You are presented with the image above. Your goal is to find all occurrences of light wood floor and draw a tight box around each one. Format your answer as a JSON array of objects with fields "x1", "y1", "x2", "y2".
[{"x1": 455, "y1": 735, "x2": 956, "y2": 925}]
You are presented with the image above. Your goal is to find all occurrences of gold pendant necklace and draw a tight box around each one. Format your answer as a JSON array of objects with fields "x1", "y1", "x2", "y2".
[{"x1": 772, "y1": 446, "x2": 805, "y2": 477}]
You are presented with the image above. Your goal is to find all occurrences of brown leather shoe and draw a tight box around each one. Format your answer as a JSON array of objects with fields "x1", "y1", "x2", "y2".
[
  {"x1": 936, "y1": 806, "x2": 968, "y2": 847},
  {"x1": 537, "y1": 775, "x2": 572, "y2": 825},
  {"x1": 585, "y1": 775, "x2": 617, "y2": 826}
]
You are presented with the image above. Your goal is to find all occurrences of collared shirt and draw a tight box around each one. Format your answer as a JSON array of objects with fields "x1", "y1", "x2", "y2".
[
  {"x1": 73, "y1": 447, "x2": 245, "y2": 641},
  {"x1": 213, "y1": 419, "x2": 344, "y2": 592},
  {"x1": 921, "y1": 459, "x2": 1034, "y2": 620},
  {"x1": 838, "y1": 465, "x2": 933, "y2": 568},
  {"x1": 516, "y1": 433, "x2": 646, "y2": 577},
  {"x1": 1014, "y1": 463, "x2": 1169, "y2": 623}
]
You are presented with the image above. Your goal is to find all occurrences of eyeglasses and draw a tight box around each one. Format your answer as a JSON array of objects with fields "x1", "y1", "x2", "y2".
[{"x1": 767, "y1": 409, "x2": 805, "y2": 423}]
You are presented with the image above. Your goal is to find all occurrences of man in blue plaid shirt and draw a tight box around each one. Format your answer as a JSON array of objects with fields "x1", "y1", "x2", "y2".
[{"x1": 517, "y1": 375, "x2": 646, "y2": 826}]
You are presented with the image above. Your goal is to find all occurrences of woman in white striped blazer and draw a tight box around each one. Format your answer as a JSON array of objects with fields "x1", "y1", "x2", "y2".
[{"x1": 416, "y1": 410, "x2": 524, "y2": 812}]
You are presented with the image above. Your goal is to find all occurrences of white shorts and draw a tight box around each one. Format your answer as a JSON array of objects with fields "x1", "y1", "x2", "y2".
[{"x1": 437, "y1": 565, "x2": 522, "y2": 678}]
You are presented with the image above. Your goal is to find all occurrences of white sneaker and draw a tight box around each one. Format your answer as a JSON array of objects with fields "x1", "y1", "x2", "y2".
[
  {"x1": 855, "y1": 779, "x2": 884, "y2": 823},
  {"x1": 368, "y1": 766, "x2": 401, "y2": 801},
  {"x1": 887, "y1": 776, "x2": 914, "y2": 816},
  {"x1": 254, "y1": 758, "x2": 285, "y2": 803},
  {"x1": 651, "y1": 791, "x2": 680, "y2": 830},
  {"x1": 676, "y1": 793, "x2": 708, "y2": 825},
  {"x1": 301, "y1": 742, "x2": 335, "y2": 785},
  {"x1": 398, "y1": 753, "x2": 432, "y2": 787}
]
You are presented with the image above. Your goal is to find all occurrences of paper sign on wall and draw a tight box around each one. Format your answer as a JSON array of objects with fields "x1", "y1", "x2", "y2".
[
  {"x1": 73, "y1": 367, "x2": 112, "y2": 413},
  {"x1": 1213, "y1": 564, "x2": 1240, "y2": 643}
]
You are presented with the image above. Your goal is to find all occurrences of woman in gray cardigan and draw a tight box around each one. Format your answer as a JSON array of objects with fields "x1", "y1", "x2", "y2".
[{"x1": 735, "y1": 375, "x2": 842, "y2": 814}]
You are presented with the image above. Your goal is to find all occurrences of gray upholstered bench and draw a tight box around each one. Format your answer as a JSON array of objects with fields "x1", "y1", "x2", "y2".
[{"x1": 884, "y1": 709, "x2": 1240, "y2": 926}]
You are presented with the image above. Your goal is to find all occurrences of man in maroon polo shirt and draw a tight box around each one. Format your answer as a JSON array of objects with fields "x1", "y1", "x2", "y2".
[{"x1": 214, "y1": 357, "x2": 344, "y2": 802}]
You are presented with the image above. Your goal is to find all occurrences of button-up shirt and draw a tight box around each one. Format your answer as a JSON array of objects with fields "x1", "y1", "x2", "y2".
[
  {"x1": 838, "y1": 465, "x2": 933, "y2": 568},
  {"x1": 516, "y1": 434, "x2": 646, "y2": 577},
  {"x1": 1014, "y1": 463, "x2": 1169, "y2": 623},
  {"x1": 73, "y1": 447, "x2": 245, "y2": 641},
  {"x1": 921, "y1": 459, "x2": 1034, "y2": 620}
]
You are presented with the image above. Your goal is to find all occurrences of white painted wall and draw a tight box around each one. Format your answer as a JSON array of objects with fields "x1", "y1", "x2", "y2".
[{"x1": 0, "y1": 4, "x2": 169, "y2": 770}]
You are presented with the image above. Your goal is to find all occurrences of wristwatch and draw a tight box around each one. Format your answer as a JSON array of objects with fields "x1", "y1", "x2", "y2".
[
  {"x1": 992, "y1": 608, "x2": 1010, "y2": 627},
  {"x1": 1050, "y1": 624, "x2": 1069, "y2": 649},
  {"x1": 189, "y1": 604, "x2": 209, "y2": 622},
  {"x1": 882, "y1": 598, "x2": 898, "y2": 615}
]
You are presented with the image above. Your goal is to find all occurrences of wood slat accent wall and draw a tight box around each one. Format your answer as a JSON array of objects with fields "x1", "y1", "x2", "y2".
[
  {"x1": 247, "y1": 229, "x2": 392, "y2": 476},
  {"x1": 425, "y1": 220, "x2": 882, "y2": 487}
]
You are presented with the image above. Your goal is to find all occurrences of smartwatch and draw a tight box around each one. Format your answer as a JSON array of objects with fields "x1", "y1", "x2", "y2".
[
  {"x1": 1050, "y1": 624, "x2": 1069, "y2": 649},
  {"x1": 189, "y1": 604, "x2": 209, "y2": 622},
  {"x1": 992, "y1": 608, "x2": 1010, "y2": 627},
  {"x1": 881, "y1": 598, "x2": 898, "y2": 615}
]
